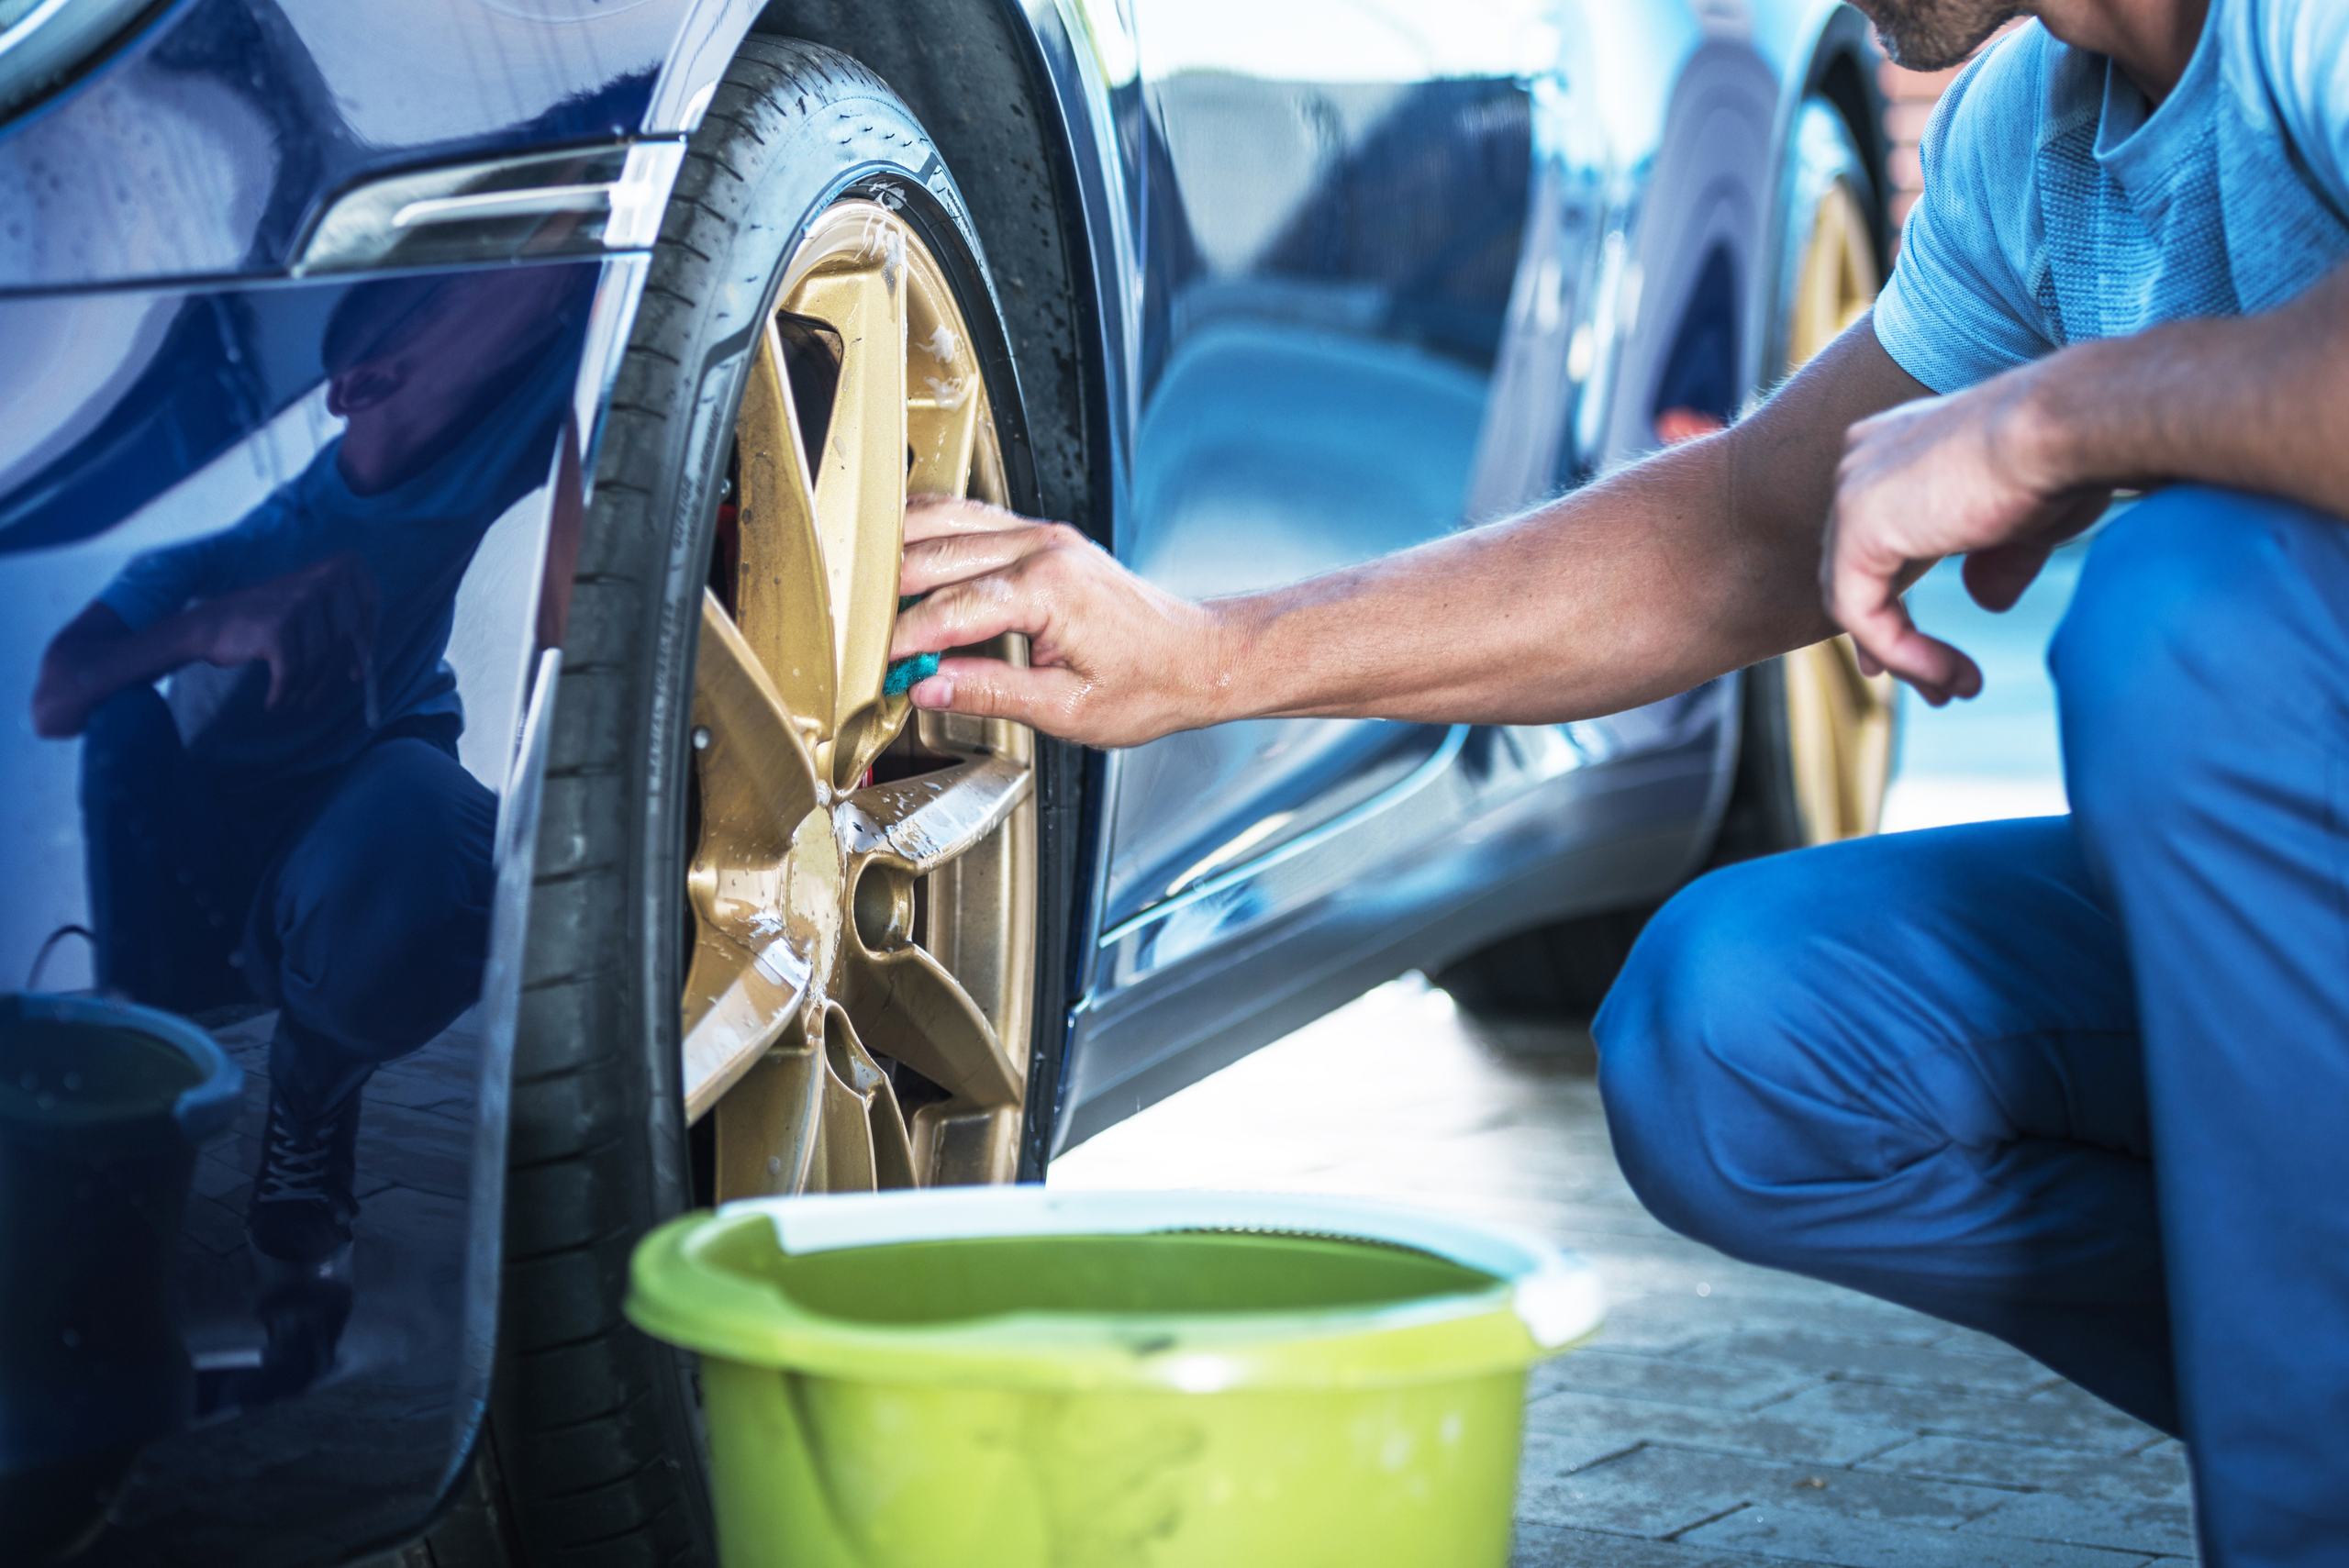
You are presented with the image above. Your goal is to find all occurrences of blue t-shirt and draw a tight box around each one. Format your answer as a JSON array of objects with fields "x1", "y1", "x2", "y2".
[
  {"x1": 1874, "y1": 0, "x2": 2349, "y2": 394},
  {"x1": 97, "y1": 341, "x2": 573, "y2": 785}
]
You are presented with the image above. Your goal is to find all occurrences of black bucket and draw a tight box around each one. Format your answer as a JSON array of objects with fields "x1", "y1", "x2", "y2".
[{"x1": 0, "y1": 994, "x2": 241, "y2": 1562}]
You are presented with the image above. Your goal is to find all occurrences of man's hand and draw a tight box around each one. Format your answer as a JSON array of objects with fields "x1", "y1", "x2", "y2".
[
  {"x1": 1825, "y1": 363, "x2": 2110, "y2": 705},
  {"x1": 32, "y1": 553, "x2": 381, "y2": 740},
  {"x1": 891, "y1": 497, "x2": 1230, "y2": 747},
  {"x1": 184, "y1": 551, "x2": 381, "y2": 714}
]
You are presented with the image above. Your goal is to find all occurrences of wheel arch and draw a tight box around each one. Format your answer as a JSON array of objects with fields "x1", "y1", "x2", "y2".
[
  {"x1": 1799, "y1": 6, "x2": 1893, "y2": 278},
  {"x1": 645, "y1": 2, "x2": 1116, "y2": 1174},
  {"x1": 644, "y1": 0, "x2": 1110, "y2": 541}
]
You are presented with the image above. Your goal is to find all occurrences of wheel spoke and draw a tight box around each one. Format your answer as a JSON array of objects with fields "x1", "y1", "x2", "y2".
[
  {"x1": 839, "y1": 755, "x2": 1032, "y2": 875},
  {"x1": 906, "y1": 347, "x2": 980, "y2": 501},
  {"x1": 815, "y1": 1006, "x2": 918, "y2": 1191},
  {"x1": 734, "y1": 316, "x2": 835, "y2": 742},
  {"x1": 691, "y1": 195, "x2": 1035, "y2": 1196},
  {"x1": 1782, "y1": 164, "x2": 1895, "y2": 845},
  {"x1": 843, "y1": 939, "x2": 1022, "y2": 1109},
  {"x1": 682, "y1": 592, "x2": 833, "y2": 1120},
  {"x1": 790, "y1": 224, "x2": 911, "y2": 786},
  {"x1": 713, "y1": 1028, "x2": 823, "y2": 1197}
]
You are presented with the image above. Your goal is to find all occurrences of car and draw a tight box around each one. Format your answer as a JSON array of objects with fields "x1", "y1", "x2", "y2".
[{"x1": 0, "y1": 2, "x2": 1894, "y2": 1563}]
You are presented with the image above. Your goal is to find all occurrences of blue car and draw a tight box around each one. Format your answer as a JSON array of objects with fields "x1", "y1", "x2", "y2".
[{"x1": 0, "y1": 1, "x2": 1893, "y2": 1562}]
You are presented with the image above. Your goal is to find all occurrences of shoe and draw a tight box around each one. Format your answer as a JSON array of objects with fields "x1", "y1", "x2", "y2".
[{"x1": 244, "y1": 1089, "x2": 361, "y2": 1265}]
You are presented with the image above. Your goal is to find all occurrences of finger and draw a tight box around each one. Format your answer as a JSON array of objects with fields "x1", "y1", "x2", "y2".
[
  {"x1": 899, "y1": 522, "x2": 1079, "y2": 598},
  {"x1": 328, "y1": 570, "x2": 375, "y2": 681},
  {"x1": 265, "y1": 609, "x2": 312, "y2": 710},
  {"x1": 340, "y1": 556, "x2": 381, "y2": 645},
  {"x1": 2047, "y1": 487, "x2": 2113, "y2": 546},
  {"x1": 1844, "y1": 597, "x2": 1981, "y2": 704},
  {"x1": 902, "y1": 494, "x2": 1036, "y2": 544},
  {"x1": 286, "y1": 597, "x2": 343, "y2": 711},
  {"x1": 1829, "y1": 545, "x2": 1981, "y2": 703},
  {"x1": 1962, "y1": 539, "x2": 2053, "y2": 613},
  {"x1": 908, "y1": 656, "x2": 1091, "y2": 737},
  {"x1": 889, "y1": 572, "x2": 1047, "y2": 661}
]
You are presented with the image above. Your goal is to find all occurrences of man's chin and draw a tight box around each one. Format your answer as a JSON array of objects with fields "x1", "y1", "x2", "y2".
[{"x1": 1860, "y1": 1, "x2": 2021, "y2": 72}]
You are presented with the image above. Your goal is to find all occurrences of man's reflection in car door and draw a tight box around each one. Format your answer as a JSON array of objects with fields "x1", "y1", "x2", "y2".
[{"x1": 29, "y1": 266, "x2": 585, "y2": 1401}]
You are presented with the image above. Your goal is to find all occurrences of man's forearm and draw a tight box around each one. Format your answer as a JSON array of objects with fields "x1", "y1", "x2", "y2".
[
  {"x1": 32, "y1": 606, "x2": 198, "y2": 738},
  {"x1": 2019, "y1": 263, "x2": 2349, "y2": 517},
  {"x1": 1199, "y1": 320, "x2": 1932, "y2": 728},
  {"x1": 1204, "y1": 437, "x2": 1785, "y2": 725}
]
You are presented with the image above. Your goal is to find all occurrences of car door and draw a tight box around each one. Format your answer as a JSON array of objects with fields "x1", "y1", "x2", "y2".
[{"x1": 1101, "y1": 0, "x2": 1570, "y2": 934}]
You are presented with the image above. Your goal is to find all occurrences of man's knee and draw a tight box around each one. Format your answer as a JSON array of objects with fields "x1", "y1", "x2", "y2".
[
  {"x1": 78, "y1": 684, "x2": 177, "y2": 795},
  {"x1": 2053, "y1": 486, "x2": 2344, "y2": 825},
  {"x1": 262, "y1": 740, "x2": 495, "y2": 1053},
  {"x1": 1595, "y1": 860, "x2": 1830, "y2": 1259}
]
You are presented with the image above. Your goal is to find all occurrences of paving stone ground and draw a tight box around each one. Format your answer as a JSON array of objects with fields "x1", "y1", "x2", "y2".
[{"x1": 1052, "y1": 974, "x2": 2198, "y2": 1567}]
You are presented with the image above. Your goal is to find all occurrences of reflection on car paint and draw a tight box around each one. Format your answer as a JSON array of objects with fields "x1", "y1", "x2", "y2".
[
  {"x1": 0, "y1": 0, "x2": 1881, "y2": 1552},
  {"x1": 1066, "y1": 0, "x2": 1798, "y2": 1137},
  {"x1": 0, "y1": 260, "x2": 592, "y2": 1565},
  {"x1": 1108, "y1": 3, "x2": 1544, "y2": 931}
]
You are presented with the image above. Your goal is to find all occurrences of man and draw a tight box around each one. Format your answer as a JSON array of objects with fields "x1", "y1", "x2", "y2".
[
  {"x1": 886, "y1": 0, "x2": 2349, "y2": 1556},
  {"x1": 32, "y1": 266, "x2": 582, "y2": 1280}
]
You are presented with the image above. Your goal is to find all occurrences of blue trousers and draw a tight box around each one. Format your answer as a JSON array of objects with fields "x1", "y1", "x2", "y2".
[
  {"x1": 1597, "y1": 487, "x2": 2349, "y2": 1566},
  {"x1": 80, "y1": 687, "x2": 495, "y2": 1121}
]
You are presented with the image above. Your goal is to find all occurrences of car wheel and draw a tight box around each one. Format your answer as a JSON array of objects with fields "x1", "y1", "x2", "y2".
[
  {"x1": 454, "y1": 39, "x2": 1069, "y2": 1568},
  {"x1": 1714, "y1": 95, "x2": 1898, "y2": 862},
  {"x1": 1431, "y1": 906, "x2": 1652, "y2": 1041}
]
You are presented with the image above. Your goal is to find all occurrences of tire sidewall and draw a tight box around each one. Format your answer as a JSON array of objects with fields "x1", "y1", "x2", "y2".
[
  {"x1": 1724, "y1": 94, "x2": 1882, "y2": 862},
  {"x1": 502, "y1": 41, "x2": 1052, "y2": 1566},
  {"x1": 604, "y1": 46, "x2": 1043, "y2": 1212}
]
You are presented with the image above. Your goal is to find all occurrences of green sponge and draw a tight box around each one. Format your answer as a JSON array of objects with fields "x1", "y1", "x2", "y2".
[
  {"x1": 884, "y1": 595, "x2": 936, "y2": 696},
  {"x1": 883, "y1": 651, "x2": 938, "y2": 696}
]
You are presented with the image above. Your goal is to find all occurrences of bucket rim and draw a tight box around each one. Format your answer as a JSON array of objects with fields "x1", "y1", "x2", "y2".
[
  {"x1": 626, "y1": 1188, "x2": 1602, "y2": 1392},
  {"x1": 1, "y1": 992, "x2": 244, "y2": 1145}
]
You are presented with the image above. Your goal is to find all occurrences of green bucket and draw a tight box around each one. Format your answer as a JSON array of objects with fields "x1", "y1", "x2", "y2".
[{"x1": 627, "y1": 1188, "x2": 1601, "y2": 1568}]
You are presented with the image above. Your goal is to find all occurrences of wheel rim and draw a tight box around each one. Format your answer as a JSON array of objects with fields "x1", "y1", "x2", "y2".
[
  {"x1": 1784, "y1": 176, "x2": 1896, "y2": 843},
  {"x1": 1786, "y1": 179, "x2": 1876, "y2": 369},
  {"x1": 681, "y1": 199, "x2": 1036, "y2": 1197}
]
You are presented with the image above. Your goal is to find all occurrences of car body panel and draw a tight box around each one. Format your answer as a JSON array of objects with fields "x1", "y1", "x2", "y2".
[
  {"x1": 0, "y1": 258, "x2": 603, "y2": 1564},
  {"x1": 0, "y1": 0, "x2": 1877, "y2": 1557},
  {"x1": 1051, "y1": 0, "x2": 1849, "y2": 1144}
]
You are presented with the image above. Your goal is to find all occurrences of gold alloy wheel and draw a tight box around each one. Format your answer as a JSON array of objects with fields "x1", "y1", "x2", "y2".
[
  {"x1": 1781, "y1": 176, "x2": 1898, "y2": 843},
  {"x1": 681, "y1": 200, "x2": 1036, "y2": 1198}
]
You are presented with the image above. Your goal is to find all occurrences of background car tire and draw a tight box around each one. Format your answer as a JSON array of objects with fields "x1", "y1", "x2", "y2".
[
  {"x1": 1709, "y1": 95, "x2": 1896, "y2": 866},
  {"x1": 421, "y1": 40, "x2": 1079, "y2": 1568},
  {"x1": 1434, "y1": 94, "x2": 1889, "y2": 1039}
]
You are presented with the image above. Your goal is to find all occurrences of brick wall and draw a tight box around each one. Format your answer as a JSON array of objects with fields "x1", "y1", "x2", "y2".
[
  {"x1": 1878, "y1": 21, "x2": 2026, "y2": 243},
  {"x1": 1879, "y1": 59, "x2": 1958, "y2": 237}
]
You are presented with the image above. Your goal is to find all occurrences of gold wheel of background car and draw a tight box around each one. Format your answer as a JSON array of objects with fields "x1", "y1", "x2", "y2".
[
  {"x1": 683, "y1": 199, "x2": 1036, "y2": 1197},
  {"x1": 1777, "y1": 174, "x2": 1898, "y2": 843}
]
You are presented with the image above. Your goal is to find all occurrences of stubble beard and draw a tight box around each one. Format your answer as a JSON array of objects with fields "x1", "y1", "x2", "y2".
[{"x1": 1861, "y1": 0, "x2": 2027, "y2": 71}]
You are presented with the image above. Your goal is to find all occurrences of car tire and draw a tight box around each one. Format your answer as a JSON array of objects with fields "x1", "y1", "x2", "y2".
[
  {"x1": 429, "y1": 39, "x2": 1079, "y2": 1568},
  {"x1": 1711, "y1": 95, "x2": 1897, "y2": 865},
  {"x1": 1431, "y1": 905, "x2": 1652, "y2": 1041}
]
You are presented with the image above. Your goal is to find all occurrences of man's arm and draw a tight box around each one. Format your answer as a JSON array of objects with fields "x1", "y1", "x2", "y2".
[
  {"x1": 1827, "y1": 261, "x2": 2349, "y2": 703},
  {"x1": 894, "y1": 319, "x2": 1930, "y2": 747},
  {"x1": 31, "y1": 552, "x2": 379, "y2": 739}
]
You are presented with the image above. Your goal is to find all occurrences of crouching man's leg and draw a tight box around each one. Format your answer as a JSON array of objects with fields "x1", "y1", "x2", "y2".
[
  {"x1": 242, "y1": 735, "x2": 496, "y2": 1262},
  {"x1": 1594, "y1": 817, "x2": 2176, "y2": 1432},
  {"x1": 2054, "y1": 487, "x2": 2349, "y2": 1562}
]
